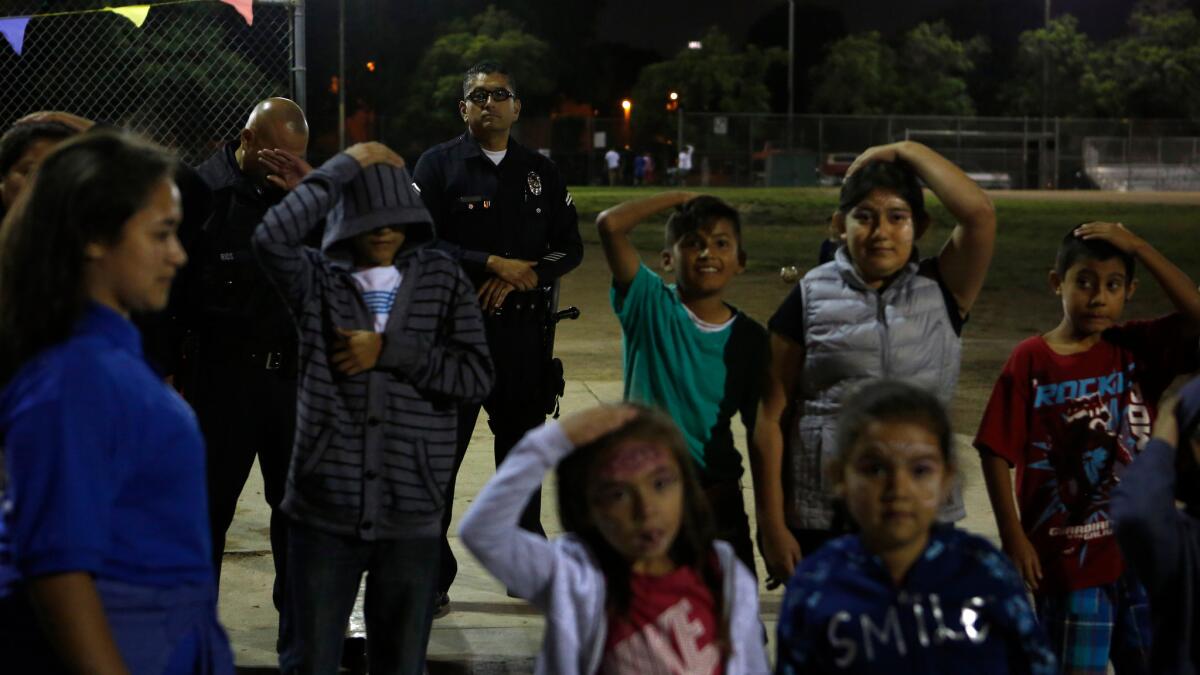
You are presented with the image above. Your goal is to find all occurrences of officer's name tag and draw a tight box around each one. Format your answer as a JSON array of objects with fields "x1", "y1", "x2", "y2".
[{"x1": 458, "y1": 195, "x2": 486, "y2": 211}]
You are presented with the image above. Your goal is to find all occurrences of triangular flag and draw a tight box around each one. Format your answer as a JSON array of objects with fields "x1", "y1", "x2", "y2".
[
  {"x1": 105, "y1": 5, "x2": 151, "y2": 28},
  {"x1": 220, "y1": 0, "x2": 253, "y2": 26},
  {"x1": 0, "y1": 16, "x2": 30, "y2": 56}
]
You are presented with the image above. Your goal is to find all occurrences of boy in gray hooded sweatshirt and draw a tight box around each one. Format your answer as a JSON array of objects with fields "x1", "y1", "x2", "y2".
[{"x1": 252, "y1": 142, "x2": 493, "y2": 675}]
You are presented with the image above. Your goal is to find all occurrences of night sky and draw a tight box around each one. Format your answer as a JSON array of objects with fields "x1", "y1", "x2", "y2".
[
  {"x1": 594, "y1": 0, "x2": 1142, "y2": 56},
  {"x1": 302, "y1": 0, "x2": 1179, "y2": 153}
]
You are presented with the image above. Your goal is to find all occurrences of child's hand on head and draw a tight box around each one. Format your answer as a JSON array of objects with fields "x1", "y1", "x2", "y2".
[
  {"x1": 846, "y1": 142, "x2": 906, "y2": 178},
  {"x1": 344, "y1": 142, "x2": 404, "y2": 169},
  {"x1": 559, "y1": 405, "x2": 639, "y2": 448},
  {"x1": 331, "y1": 327, "x2": 383, "y2": 376},
  {"x1": 1073, "y1": 222, "x2": 1145, "y2": 254}
]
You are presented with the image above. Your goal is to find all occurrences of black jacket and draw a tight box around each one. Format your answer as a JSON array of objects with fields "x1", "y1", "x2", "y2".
[
  {"x1": 411, "y1": 132, "x2": 582, "y2": 288},
  {"x1": 175, "y1": 141, "x2": 297, "y2": 355}
]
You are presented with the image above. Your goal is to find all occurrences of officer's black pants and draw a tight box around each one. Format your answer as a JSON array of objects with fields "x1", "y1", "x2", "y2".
[
  {"x1": 187, "y1": 357, "x2": 295, "y2": 639},
  {"x1": 438, "y1": 297, "x2": 550, "y2": 595}
]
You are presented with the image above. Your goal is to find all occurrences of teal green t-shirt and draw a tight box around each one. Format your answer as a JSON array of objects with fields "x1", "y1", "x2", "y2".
[{"x1": 611, "y1": 265, "x2": 767, "y2": 482}]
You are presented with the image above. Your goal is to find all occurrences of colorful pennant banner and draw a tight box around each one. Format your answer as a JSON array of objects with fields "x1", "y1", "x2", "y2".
[
  {"x1": 106, "y1": 5, "x2": 151, "y2": 28},
  {"x1": 0, "y1": 16, "x2": 29, "y2": 55},
  {"x1": 0, "y1": 0, "x2": 255, "y2": 55}
]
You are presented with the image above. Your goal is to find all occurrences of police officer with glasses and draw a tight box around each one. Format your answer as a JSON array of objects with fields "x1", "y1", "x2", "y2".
[{"x1": 413, "y1": 60, "x2": 582, "y2": 611}]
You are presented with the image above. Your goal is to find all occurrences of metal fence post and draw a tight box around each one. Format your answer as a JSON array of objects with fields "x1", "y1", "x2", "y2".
[
  {"x1": 676, "y1": 107, "x2": 684, "y2": 157},
  {"x1": 292, "y1": 0, "x2": 306, "y2": 111},
  {"x1": 337, "y1": 0, "x2": 345, "y2": 150},
  {"x1": 1053, "y1": 116, "x2": 1060, "y2": 189},
  {"x1": 817, "y1": 115, "x2": 824, "y2": 165},
  {"x1": 747, "y1": 115, "x2": 754, "y2": 186}
]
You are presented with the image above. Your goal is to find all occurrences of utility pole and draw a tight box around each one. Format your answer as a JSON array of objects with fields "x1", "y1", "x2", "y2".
[
  {"x1": 787, "y1": 0, "x2": 795, "y2": 150},
  {"x1": 292, "y1": 0, "x2": 306, "y2": 111},
  {"x1": 1041, "y1": 0, "x2": 1050, "y2": 187},
  {"x1": 338, "y1": 0, "x2": 346, "y2": 150}
]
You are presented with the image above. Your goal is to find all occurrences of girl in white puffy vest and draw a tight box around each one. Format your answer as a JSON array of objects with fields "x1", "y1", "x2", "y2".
[{"x1": 753, "y1": 141, "x2": 997, "y2": 587}]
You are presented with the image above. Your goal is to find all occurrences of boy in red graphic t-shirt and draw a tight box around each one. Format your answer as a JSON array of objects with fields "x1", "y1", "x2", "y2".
[{"x1": 976, "y1": 222, "x2": 1200, "y2": 674}]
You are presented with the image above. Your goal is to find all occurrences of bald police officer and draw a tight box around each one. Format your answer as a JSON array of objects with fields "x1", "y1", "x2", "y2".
[
  {"x1": 413, "y1": 61, "x2": 583, "y2": 608},
  {"x1": 174, "y1": 98, "x2": 311, "y2": 646}
]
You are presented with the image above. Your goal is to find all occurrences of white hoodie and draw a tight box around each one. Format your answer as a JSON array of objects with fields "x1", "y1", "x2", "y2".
[{"x1": 459, "y1": 422, "x2": 770, "y2": 675}]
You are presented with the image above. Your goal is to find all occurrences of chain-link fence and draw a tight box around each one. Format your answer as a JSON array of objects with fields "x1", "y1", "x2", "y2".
[
  {"x1": 1082, "y1": 136, "x2": 1200, "y2": 191},
  {"x1": 520, "y1": 112, "x2": 1200, "y2": 191},
  {"x1": 0, "y1": 0, "x2": 295, "y2": 164}
]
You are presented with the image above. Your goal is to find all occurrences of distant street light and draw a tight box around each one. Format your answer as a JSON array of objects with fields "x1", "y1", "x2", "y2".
[
  {"x1": 622, "y1": 98, "x2": 632, "y2": 123},
  {"x1": 669, "y1": 91, "x2": 679, "y2": 101},
  {"x1": 688, "y1": 41, "x2": 702, "y2": 50}
]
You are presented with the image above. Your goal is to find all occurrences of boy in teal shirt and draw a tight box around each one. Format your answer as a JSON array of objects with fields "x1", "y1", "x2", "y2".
[{"x1": 597, "y1": 192, "x2": 767, "y2": 572}]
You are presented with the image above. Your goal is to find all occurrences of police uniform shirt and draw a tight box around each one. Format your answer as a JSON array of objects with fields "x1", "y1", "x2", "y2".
[
  {"x1": 412, "y1": 131, "x2": 582, "y2": 288},
  {"x1": 179, "y1": 141, "x2": 296, "y2": 349}
]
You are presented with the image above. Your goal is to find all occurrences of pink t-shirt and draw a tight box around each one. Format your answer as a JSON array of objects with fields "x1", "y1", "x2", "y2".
[{"x1": 602, "y1": 564, "x2": 724, "y2": 675}]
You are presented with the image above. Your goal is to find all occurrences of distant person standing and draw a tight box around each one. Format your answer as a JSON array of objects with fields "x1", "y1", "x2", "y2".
[
  {"x1": 413, "y1": 60, "x2": 583, "y2": 611},
  {"x1": 643, "y1": 152, "x2": 656, "y2": 185},
  {"x1": 605, "y1": 147, "x2": 621, "y2": 186},
  {"x1": 632, "y1": 153, "x2": 647, "y2": 186},
  {"x1": 677, "y1": 144, "x2": 694, "y2": 186}
]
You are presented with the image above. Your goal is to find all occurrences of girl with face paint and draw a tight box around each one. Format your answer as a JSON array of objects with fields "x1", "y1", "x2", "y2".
[
  {"x1": 776, "y1": 380, "x2": 1057, "y2": 675},
  {"x1": 458, "y1": 404, "x2": 769, "y2": 675}
]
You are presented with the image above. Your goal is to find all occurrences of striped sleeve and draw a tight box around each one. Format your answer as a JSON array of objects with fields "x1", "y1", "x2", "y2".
[{"x1": 252, "y1": 153, "x2": 361, "y2": 310}]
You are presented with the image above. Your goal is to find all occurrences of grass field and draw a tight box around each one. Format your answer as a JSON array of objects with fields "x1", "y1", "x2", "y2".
[{"x1": 554, "y1": 186, "x2": 1200, "y2": 431}]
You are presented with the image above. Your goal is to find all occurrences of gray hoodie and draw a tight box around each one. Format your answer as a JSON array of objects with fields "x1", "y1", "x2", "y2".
[
  {"x1": 459, "y1": 422, "x2": 770, "y2": 675},
  {"x1": 253, "y1": 153, "x2": 493, "y2": 540}
]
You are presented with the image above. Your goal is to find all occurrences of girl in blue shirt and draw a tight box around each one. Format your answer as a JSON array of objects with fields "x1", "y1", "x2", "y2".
[
  {"x1": 776, "y1": 380, "x2": 1055, "y2": 675},
  {"x1": 0, "y1": 132, "x2": 233, "y2": 674}
]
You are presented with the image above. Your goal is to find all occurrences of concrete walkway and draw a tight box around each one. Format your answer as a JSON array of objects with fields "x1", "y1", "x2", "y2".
[{"x1": 218, "y1": 380, "x2": 1002, "y2": 673}]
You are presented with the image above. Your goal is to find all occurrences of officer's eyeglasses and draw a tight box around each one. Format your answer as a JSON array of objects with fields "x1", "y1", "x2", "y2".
[{"x1": 465, "y1": 88, "x2": 515, "y2": 105}]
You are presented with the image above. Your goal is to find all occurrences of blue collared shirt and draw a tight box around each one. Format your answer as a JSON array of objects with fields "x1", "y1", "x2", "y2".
[
  {"x1": 777, "y1": 526, "x2": 1056, "y2": 674},
  {"x1": 0, "y1": 304, "x2": 212, "y2": 594}
]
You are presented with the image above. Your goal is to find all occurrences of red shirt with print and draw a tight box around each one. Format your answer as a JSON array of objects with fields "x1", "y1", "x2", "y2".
[
  {"x1": 602, "y1": 563, "x2": 724, "y2": 675},
  {"x1": 974, "y1": 313, "x2": 1198, "y2": 594}
]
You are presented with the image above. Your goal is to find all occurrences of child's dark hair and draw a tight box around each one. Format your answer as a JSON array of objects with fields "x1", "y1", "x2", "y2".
[
  {"x1": 835, "y1": 380, "x2": 954, "y2": 469},
  {"x1": 664, "y1": 195, "x2": 745, "y2": 263},
  {"x1": 0, "y1": 121, "x2": 77, "y2": 176},
  {"x1": 1054, "y1": 225, "x2": 1136, "y2": 280},
  {"x1": 0, "y1": 131, "x2": 176, "y2": 386},
  {"x1": 556, "y1": 405, "x2": 731, "y2": 658},
  {"x1": 838, "y1": 159, "x2": 931, "y2": 234}
]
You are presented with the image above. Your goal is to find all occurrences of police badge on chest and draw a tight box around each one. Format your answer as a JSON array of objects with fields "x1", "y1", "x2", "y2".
[{"x1": 526, "y1": 171, "x2": 542, "y2": 200}]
